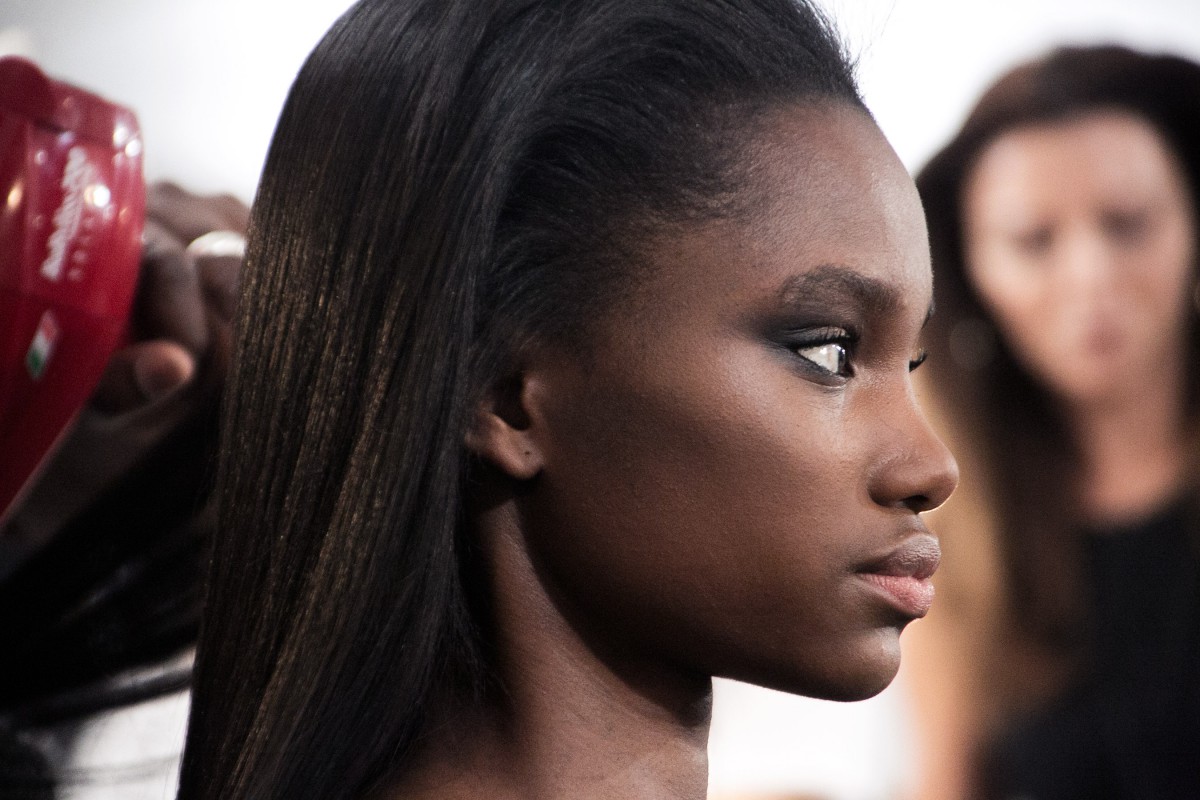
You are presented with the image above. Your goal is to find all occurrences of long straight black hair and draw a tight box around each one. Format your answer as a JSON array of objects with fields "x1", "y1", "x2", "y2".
[{"x1": 178, "y1": 1, "x2": 861, "y2": 797}]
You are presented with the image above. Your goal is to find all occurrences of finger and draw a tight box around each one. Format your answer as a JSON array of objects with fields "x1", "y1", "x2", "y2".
[
  {"x1": 90, "y1": 340, "x2": 196, "y2": 415},
  {"x1": 138, "y1": 219, "x2": 209, "y2": 355}
]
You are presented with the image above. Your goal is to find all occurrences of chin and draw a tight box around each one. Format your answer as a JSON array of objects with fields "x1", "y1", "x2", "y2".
[
  {"x1": 726, "y1": 630, "x2": 903, "y2": 703},
  {"x1": 817, "y1": 665, "x2": 899, "y2": 702}
]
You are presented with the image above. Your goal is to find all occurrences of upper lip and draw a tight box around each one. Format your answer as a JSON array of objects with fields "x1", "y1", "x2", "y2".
[{"x1": 856, "y1": 528, "x2": 941, "y2": 581}]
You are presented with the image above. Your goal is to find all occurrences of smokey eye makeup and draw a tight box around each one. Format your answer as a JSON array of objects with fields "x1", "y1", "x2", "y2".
[
  {"x1": 766, "y1": 263, "x2": 932, "y2": 384},
  {"x1": 785, "y1": 328, "x2": 927, "y2": 380}
]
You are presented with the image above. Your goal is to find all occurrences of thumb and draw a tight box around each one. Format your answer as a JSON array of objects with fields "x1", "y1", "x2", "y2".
[{"x1": 90, "y1": 340, "x2": 196, "y2": 414}]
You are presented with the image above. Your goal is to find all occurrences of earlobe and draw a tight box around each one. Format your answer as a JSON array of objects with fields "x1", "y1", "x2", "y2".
[{"x1": 464, "y1": 373, "x2": 545, "y2": 481}]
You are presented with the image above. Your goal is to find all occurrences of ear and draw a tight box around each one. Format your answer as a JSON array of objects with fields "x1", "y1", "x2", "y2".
[{"x1": 464, "y1": 372, "x2": 546, "y2": 481}]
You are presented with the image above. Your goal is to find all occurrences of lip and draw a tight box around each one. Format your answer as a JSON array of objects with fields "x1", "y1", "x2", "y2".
[
  {"x1": 856, "y1": 532, "x2": 941, "y2": 619},
  {"x1": 1083, "y1": 329, "x2": 1125, "y2": 357}
]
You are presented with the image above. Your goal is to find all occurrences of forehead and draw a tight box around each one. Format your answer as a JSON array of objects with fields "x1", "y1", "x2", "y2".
[
  {"x1": 619, "y1": 103, "x2": 932, "y2": 325},
  {"x1": 966, "y1": 111, "x2": 1191, "y2": 219},
  {"x1": 748, "y1": 104, "x2": 930, "y2": 289}
]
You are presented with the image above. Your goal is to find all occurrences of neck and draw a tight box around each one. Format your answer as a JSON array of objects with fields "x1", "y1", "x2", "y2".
[
  {"x1": 1064, "y1": 363, "x2": 1189, "y2": 524},
  {"x1": 386, "y1": 503, "x2": 713, "y2": 800}
]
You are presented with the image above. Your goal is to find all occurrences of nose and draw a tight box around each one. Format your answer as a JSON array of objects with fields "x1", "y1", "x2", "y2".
[
  {"x1": 1057, "y1": 225, "x2": 1118, "y2": 301},
  {"x1": 866, "y1": 389, "x2": 959, "y2": 514}
]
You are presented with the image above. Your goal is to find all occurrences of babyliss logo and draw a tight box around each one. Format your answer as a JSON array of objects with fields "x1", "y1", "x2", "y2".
[{"x1": 41, "y1": 146, "x2": 97, "y2": 281}]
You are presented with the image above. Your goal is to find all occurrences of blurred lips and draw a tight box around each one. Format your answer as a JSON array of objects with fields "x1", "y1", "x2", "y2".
[
  {"x1": 1081, "y1": 318, "x2": 1126, "y2": 357},
  {"x1": 856, "y1": 531, "x2": 941, "y2": 618}
]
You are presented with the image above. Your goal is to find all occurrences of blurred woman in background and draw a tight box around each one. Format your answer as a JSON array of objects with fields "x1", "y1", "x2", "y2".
[{"x1": 908, "y1": 45, "x2": 1200, "y2": 800}]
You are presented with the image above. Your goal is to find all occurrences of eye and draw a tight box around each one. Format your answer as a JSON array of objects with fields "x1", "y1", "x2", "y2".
[
  {"x1": 789, "y1": 326, "x2": 856, "y2": 378},
  {"x1": 796, "y1": 341, "x2": 850, "y2": 375},
  {"x1": 908, "y1": 348, "x2": 928, "y2": 372},
  {"x1": 1102, "y1": 208, "x2": 1151, "y2": 244},
  {"x1": 1010, "y1": 226, "x2": 1053, "y2": 256}
]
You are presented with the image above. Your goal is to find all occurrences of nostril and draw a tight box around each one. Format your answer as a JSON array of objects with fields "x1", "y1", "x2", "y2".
[
  {"x1": 903, "y1": 486, "x2": 955, "y2": 514},
  {"x1": 904, "y1": 493, "x2": 934, "y2": 514}
]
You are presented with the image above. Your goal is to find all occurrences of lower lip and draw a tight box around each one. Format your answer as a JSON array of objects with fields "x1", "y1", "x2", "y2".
[{"x1": 860, "y1": 573, "x2": 935, "y2": 618}]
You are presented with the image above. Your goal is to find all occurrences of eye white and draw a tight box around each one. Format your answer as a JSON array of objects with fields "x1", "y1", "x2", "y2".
[{"x1": 798, "y1": 342, "x2": 846, "y2": 374}]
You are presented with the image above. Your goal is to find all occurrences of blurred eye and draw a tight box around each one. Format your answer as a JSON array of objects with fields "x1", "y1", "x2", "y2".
[
  {"x1": 1010, "y1": 226, "x2": 1053, "y2": 256},
  {"x1": 796, "y1": 341, "x2": 850, "y2": 376},
  {"x1": 1103, "y1": 208, "x2": 1151, "y2": 244}
]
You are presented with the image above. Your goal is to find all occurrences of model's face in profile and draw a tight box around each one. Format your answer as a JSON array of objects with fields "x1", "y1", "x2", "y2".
[
  {"x1": 963, "y1": 111, "x2": 1198, "y2": 407},
  {"x1": 519, "y1": 104, "x2": 957, "y2": 701}
]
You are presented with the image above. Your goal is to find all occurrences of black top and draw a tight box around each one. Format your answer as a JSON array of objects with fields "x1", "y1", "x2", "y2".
[{"x1": 983, "y1": 501, "x2": 1200, "y2": 800}]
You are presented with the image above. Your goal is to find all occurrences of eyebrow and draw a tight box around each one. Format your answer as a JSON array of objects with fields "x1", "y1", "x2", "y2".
[{"x1": 777, "y1": 264, "x2": 935, "y2": 325}]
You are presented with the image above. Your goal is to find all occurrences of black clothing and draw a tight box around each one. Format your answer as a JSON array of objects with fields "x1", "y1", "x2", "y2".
[{"x1": 983, "y1": 502, "x2": 1200, "y2": 800}]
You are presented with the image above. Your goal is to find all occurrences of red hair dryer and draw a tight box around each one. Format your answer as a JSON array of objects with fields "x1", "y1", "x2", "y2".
[{"x1": 0, "y1": 57, "x2": 145, "y2": 526}]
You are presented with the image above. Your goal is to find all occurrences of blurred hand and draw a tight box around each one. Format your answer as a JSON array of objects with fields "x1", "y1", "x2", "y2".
[
  {"x1": 0, "y1": 182, "x2": 248, "y2": 561},
  {"x1": 91, "y1": 181, "x2": 247, "y2": 411}
]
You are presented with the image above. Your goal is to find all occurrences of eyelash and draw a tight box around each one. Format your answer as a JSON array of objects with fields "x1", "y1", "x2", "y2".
[{"x1": 790, "y1": 329, "x2": 928, "y2": 378}]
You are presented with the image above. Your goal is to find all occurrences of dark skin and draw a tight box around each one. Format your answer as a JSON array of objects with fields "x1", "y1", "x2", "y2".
[
  {"x1": 0, "y1": 182, "x2": 247, "y2": 564},
  {"x1": 394, "y1": 104, "x2": 957, "y2": 800}
]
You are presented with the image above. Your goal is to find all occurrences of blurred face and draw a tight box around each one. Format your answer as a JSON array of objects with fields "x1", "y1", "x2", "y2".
[
  {"x1": 522, "y1": 104, "x2": 958, "y2": 701},
  {"x1": 962, "y1": 111, "x2": 1198, "y2": 406}
]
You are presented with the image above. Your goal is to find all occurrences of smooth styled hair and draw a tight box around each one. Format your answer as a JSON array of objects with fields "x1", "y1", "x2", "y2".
[
  {"x1": 918, "y1": 46, "x2": 1200, "y2": 653},
  {"x1": 179, "y1": 1, "x2": 861, "y2": 797}
]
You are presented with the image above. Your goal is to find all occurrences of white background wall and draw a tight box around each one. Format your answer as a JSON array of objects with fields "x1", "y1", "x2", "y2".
[
  {"x1": 4, "y1": 2, "x2": 1200, "y2": 798},
  {"x1": 833, "y1": 0, "x2": 1200, "y2": 174},
  {"x1": 0, "y1": 0, "x2": 354, "y2": 202},
  {"x1": 5, "y1": 0, "x2": 1200, "y2": 202}
]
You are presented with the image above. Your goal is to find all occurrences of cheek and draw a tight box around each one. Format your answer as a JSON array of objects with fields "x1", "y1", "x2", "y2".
[
  {"x1": 526, "y1": 343, "x2": 871, "y2": 665},
  {"x1": 967, "y1": 254, "x2": 1057, "y2": 353},
  {"x1": 1131, "y1": 222, "x2": 1197, "y2": 327}
]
